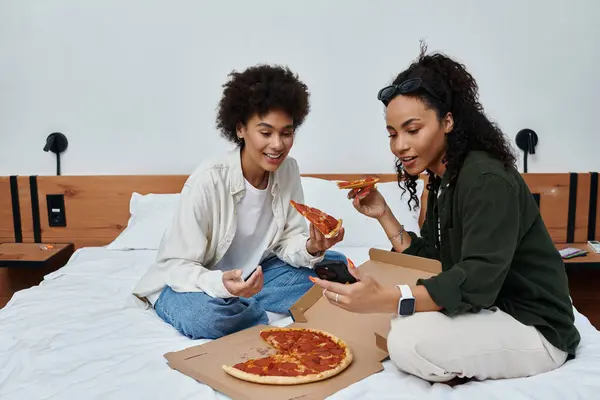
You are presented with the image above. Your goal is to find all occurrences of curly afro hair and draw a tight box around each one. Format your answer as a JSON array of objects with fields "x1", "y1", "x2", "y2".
[
  {"x1": 385, "y1": 42, "x2": 517, "y2": 210},
  {"x1": 216, "y1": 64, "x2": 310, "y2": 146}
]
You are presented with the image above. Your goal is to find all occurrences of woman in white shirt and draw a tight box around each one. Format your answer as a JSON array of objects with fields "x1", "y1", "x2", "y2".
[{"x1": 133, "y1": 64, "x2": 346, "y2": 339}]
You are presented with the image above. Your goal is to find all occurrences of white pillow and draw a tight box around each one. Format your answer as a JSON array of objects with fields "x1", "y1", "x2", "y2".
[
  {"x1": 300, "y1": 177, "x2": 423, "y2": 249},
  {"x1": 106, "y1": 192, "x2": 180, "y2": 250}
]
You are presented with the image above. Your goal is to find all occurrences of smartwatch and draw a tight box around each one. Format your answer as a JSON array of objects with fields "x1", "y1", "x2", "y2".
[{"x1": 396, "y1": 284, "x2": 416, "y2": 316}]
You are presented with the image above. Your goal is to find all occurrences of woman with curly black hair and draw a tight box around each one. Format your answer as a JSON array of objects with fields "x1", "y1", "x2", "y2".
[
  {"x1": 133, "y1": 64, "x2": 345, "y2": 339},
  {"x1": 311, "y1": 45, "x2": 580, "y2": 382}
]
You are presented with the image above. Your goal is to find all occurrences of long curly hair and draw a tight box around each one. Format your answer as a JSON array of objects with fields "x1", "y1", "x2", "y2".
[{"x1": 389, "y1": 42, "x2": 517, "y2": 210}]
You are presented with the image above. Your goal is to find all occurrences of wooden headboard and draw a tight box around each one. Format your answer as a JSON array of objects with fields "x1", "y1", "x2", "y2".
[
  {"x1": 1, "y1": 175, "x2": 188, "y2": 249},
  {"x1": 521, "y1": 173, "x2": 595, "y2": 243},
  {"x1": 1, "y1": 172, "x2": 598, "y2": 249}
]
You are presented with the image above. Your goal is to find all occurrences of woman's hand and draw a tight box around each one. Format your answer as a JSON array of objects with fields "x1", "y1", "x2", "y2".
[
  {"x1": 306, "y1": 223, "x2": 345, "y2": 256},
  {"x1": 350, "y1": 187, "x2": 388, "y2": 220},
  {"x1": 309, "y1": 262, "x2": 399, "y2": 314},
  {"x1": 310, "y1": 262, "x2": 443, "y2": 313},
  {"x1": 222, "y1": 266, "x2": 263, "y2": 298}
]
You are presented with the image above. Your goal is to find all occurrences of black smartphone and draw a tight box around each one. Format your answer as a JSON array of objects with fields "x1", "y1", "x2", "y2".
[{"x1": 314, "y1": 260, "x2": 357, "y2": 284}]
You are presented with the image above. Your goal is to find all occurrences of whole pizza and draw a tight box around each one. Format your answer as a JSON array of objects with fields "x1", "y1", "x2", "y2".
[{"x1": 222, "y1": 327, "x2": 353, "y2": 385}]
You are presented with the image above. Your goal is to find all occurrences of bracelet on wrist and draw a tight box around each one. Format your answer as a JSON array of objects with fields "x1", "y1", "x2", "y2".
[{"x1": 388, "y1": 225, "x2": 405, "y2": 244}]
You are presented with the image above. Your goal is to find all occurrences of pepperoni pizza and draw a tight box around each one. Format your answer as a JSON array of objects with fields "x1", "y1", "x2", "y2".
[
  {"x1": 222, "y1": 327, "x2": 353, "y2": 385},
  {"x1": 289, "y1": 200, "x2": 343, "y2": 238},
  {"x1": 336, "y1": 176, "x2": 380, "y2": 189}
]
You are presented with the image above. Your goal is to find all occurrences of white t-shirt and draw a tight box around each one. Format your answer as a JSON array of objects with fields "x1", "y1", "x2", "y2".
[{"x1": 214, "y1": 177, "x2": 275, "y2": 279}]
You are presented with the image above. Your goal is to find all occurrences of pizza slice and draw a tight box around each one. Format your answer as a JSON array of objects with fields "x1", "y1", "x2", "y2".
[
  {"x1": 336, "y1": 176, "x2": 380, "y2": 189},
  {"x1": 260, "y1": 327, "x2": 340, "y2": 356},
  {"x1": 223, "y1": 353, "x2": 317, "y2": 383},
  {"x1": 289, "y1": 200, "x2": 343, "y2": 239}
]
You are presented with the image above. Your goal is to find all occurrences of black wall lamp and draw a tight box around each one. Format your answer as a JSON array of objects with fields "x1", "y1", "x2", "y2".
[
  {"x1": 515, "y1": 128, "x2": 538, "y2": 173},
  {"x1": 43, "y1": 132, "x2": 69, "y2": 176}
]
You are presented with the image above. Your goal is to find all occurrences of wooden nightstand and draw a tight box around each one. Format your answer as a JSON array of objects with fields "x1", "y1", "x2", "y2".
[
  {"x1": 556, "y1": 243, "x2": 600, "y2": 330},
  {"x1": 0, "y1": 242, "x2": 75, "y2": 309}
]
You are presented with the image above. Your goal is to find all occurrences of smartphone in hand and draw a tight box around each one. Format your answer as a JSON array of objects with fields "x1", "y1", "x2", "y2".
[{"x1": 314, "y1": 260, "x2": 357, "y2": 284}]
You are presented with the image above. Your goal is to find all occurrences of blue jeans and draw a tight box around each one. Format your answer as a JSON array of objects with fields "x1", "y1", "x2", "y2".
[{"x1": 154, "y1": 250, "x2": 347, "y2": 339}]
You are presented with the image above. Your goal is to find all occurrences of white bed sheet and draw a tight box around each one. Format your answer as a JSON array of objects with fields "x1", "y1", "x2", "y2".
[{"x1": 0, "y1": 246, "x2": 598, "y2": 400}]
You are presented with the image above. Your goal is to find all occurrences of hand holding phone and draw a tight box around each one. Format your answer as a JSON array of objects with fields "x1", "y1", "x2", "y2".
[
  {"x1": 309, "y1": 259, "x2": 395, "y2": 314},
  {"x1": 314, "y1": 260, "x2": 357, "y2": 284},
  {"x1": 223, "y1": 266, "x2": 263, "y2": 297}
]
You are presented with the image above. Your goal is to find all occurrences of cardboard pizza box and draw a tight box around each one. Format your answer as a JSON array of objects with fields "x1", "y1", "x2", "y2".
[{"x1": 164, "y1": 248, "x2": 441, "y2": 400}]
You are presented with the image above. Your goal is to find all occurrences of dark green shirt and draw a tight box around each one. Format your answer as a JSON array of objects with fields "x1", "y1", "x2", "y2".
[{"x1": 403, "y1": 150, "x2": 580, "y2": 357}]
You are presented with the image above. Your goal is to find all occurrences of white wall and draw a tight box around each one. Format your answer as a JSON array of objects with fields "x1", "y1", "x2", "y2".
[{"x1": 1, "y1": 0, "x2": 598, "y2": 176}]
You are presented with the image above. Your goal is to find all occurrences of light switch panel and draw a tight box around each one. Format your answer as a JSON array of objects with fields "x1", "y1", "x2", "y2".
[{"x1": 46, "y1": 194, "x2": 66, "y2": 227}]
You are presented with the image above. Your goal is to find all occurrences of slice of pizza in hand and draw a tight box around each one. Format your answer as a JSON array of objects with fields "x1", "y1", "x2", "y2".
[
  {"x1": 289, "y1": 200, "x2": 343, "y2": 239},
  {"x1": 336, "y1": 176, "x2": 380, "y2": 189}
]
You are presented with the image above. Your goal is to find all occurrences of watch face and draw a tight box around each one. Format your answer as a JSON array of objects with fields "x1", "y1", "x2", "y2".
[{"x1": 399, "y1": 298, "x2": 416, "y2": 315}]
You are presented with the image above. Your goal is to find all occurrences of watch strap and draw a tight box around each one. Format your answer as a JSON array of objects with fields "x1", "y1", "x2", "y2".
[
  {"x1": 396, "y1": 284, "x2": 415, "y2": 316},
  {"x1": 398, "y1": 284, "x2": 412, "y2": 299}
]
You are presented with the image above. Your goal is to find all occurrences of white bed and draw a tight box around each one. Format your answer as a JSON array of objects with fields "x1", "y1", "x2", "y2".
[
  {"x1": 1, "y1": 245, "x2": 599, "y2": 400},
  {"x1": 1, "y1": 177, "x2": 599, "y2": 399}
]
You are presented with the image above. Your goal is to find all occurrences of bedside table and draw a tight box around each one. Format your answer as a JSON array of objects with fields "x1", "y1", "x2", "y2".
[
  {"x1": 556, "y1": 243, "x2": 600, "y2": 330},
  {"x1": 0, "y1": 242, "x2": 75, "y2": 309}
]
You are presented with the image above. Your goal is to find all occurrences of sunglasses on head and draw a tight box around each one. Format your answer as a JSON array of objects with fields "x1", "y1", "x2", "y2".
[{"x1": 377, "y1": 77, "x2": 447, "y2": 107}]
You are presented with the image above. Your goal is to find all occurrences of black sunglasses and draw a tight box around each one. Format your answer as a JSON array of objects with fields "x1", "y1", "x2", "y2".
[{"x1": 377, "y1": 77, "x2": 447, "y2": 107}]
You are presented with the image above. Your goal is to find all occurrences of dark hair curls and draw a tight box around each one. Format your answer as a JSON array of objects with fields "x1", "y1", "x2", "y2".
[{"x1": 216, "y1": 64, "x2": 310, "y2": 146}]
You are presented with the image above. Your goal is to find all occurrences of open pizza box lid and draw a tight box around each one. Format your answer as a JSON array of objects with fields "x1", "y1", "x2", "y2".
[{"x1": 164, "y1": 249, "x2": 441, "y2": 400}]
